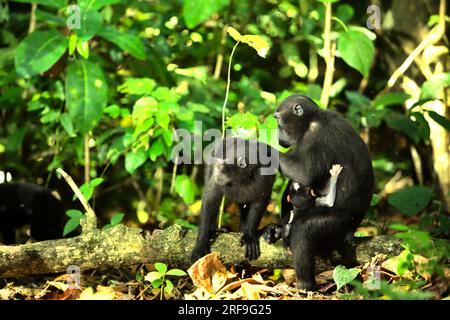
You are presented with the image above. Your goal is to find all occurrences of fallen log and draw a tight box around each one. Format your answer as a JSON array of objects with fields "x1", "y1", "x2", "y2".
[{"x1": 0, "y1": 224, "x2": 403, "y2": 278}]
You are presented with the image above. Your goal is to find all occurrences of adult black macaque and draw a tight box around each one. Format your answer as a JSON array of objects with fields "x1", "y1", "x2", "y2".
[
  {"x1": 191, "y1": 137, "x2": 278, "y2": 261},
  {"x1": 270, "y1": 94, "x2": 374, "y2": 290},
  {"x1": 0, "y1": 183, "x2": 66, "y2": 244}
]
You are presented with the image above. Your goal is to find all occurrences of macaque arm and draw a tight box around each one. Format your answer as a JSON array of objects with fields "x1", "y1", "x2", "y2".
[{"x1": 315, "y1": 164, "x2": 343, "y2": 207}]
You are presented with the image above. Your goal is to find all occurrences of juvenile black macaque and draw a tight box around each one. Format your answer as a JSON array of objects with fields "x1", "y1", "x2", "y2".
[
  {"x1": 270, "y1": 94, "x2": 374, "y2": 290},
  {"x1": 191, "y1": 137, "x2": 278, "y2": 261},
  {"x1": 0, "y1": 183, "x2": 66, "y2": 244},
  {"x1": 263, "y1": 164, "x2": 343, "y2": 248}
]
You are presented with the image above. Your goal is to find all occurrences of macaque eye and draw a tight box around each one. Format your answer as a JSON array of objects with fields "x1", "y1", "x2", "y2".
[
  {"x1": 293, "y1": 182, "x2": 300, "y2": 191},
  {"x1": 237, "y1": 156, "x2": 247, "y2": 168},
  {"x1": 293, "y1": 104, "x2": 304, "y2": 116}
]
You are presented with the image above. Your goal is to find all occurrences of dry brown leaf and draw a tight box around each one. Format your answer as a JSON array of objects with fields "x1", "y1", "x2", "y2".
[
  {"x1": 241, "y1": 282, "x2": 261, "y2": 300},
  {"x1": 316, "y1": 270, "x2": 334, "y2": 285},
  {"x1": 187, "y1": 252, "x2": 230, "y2": 293}
]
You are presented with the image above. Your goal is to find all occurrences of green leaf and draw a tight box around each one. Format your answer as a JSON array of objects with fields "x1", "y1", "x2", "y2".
[
  {"x1": 333, "y1": 265, "x2": 359, "y2": 291},
  {"x1": 373, "y1": 92, "x2": 410, "y2": 108},
  {"x1": 99, "y1": 27, "x2": 146, "y2": 60},
  {"x1": 78, "y1": 0, "x2": 122, "y2": 11},
  {"x1": 149, "y1": 139, "x2": 164, "y2": 161},
  {"x1": 74, "y1": 10, "x2": 103, "y2": 42},
  {"x1": 110, "y1": 213, "x2": 124, "y2": 226},
  {"x1": 132, "y1": 97, "x2": 158, "y2": 125},
  {"x1": 337, "y1": 30, "x2": 374, "y2": 78},
  {"x1": 66, "y1": 59, "x2": 108, "y2": 134},
  {"x1": 388, "y1": 223, "x2": 409, "y2": 231},
  {"x1": 76, "y1": 40, "x2": 89, "y2": 59},
  {"x1": 175, "y1": 175, "x2": 197, "y2": 205},
  {"x1": 183, "y1": 0, "x2": 229, "y2": 29},
  {"x1": 78, "y1": 183, "x2": 94, "y2": 201},
  {"x1": 166, "y1": 269, "x2": 188, "y2": 277},
  {"x1": 13, "y1": 0, "x2": 65, "y2": 9},
  {"x1": 65, "y1": 209, "x2": 83, "y2": 219},
  {"x1": 420, "y1": 73, "x2": 450, "y2": 100},
  {"x1": 387, "y1": 186, "x2": 433, "y2": 215},
  {"x1": 385, "y1": 113, "x2": 421, "y2": 144},
  {"x1": 60, "y1": 113, "x2": 76, "y2": 137},
  {"x1": 15, "y1": 30, "x2": 68, "y2": 77},
  {"x1": 125, "y1": 148, "x2": 147, "y2": 174},
  {"x1": 150, "y1": 279, "x2": 163, "y2": 288},
  {"x1": 145, "y1": 271, "x2": 162, "y2": 283},
  {"x1": 63, "y1": 217, "x2": 81, "y2": 236},
  {"x1": 90, "y1": 177, "x2": 104, "y2": 187},
  {"x1": 164, "y1": 279, "x2": 174, "y2": 293},
  {"x1": 117, "y1": 77, "x2": 156, "y2": 95},
  {"x1": 68, "y1": 34, "x2": 77, "y2": 56},
  {"x1": 370, "y1": 194, "x2": 379, "y2": 206},
  {"x1": 154, "y1": 262, "x2": 167, "y2": 274},
  {"x1": 427, "y1": 111, "x2": 450, "y2": 131}
]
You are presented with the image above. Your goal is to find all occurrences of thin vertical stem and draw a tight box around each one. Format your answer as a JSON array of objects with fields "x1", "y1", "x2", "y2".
[
  {"x1": 84, "y1": 134, "x2": 90, "y2": 183},
  {"x1": 320, "y1": 2, "x2": 335, "y2": 108},
  {"x1": 221, "y1": 41, "x2": 240, "y2": 136}
]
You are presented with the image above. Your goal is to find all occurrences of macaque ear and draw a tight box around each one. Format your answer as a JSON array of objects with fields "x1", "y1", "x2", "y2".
[{"x1": 292, "y1": 104, "x2": 304, "y2": 116}]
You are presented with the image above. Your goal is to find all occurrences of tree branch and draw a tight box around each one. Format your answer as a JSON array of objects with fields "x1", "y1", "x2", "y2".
[{"x1": 0, "y1": 225, "x2": 403, "y2": 278}]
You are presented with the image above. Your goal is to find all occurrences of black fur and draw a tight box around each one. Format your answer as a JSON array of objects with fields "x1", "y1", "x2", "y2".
[
  {"x1": 191, "y1": 137, "x2": 277, "y2": 261},
  {"x1": 272, "y1": 94, "x2": 374, "y2": 290},
  {"x1": 0, "y1": 183, "x2": 66, "y2": 244}
]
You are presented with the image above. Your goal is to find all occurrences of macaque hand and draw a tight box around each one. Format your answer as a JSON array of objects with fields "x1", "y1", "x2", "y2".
[{"x1": 329, "y1": 164, "x2": 343, "y2": 178}]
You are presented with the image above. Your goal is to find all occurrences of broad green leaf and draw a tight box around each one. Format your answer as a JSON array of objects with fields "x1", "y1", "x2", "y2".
[
  {"x1": 420, "y1": 73, "x2": 450, "y2": 100},
  {"x1": 149, "y1": 139, "x2": 165, "y2": 161},
  {"x1": 6, "y1": 127, "x2": 26, "y2": 153},
  {"x1": 164, "y1": 279, "x2": 174, "y2": 293},
  {"x1": 427, "y1": 110, "x2": 450, "y2": 131},
  {"x1": 317, "y1": 0, "x2": 340, "y2": 3},
  {"x1": 63, "y1": 217, "x2": 81, "y2": 236},
  {"x1": 166, "y1": 269, "x2": 188, "y2": 277},
  {"x1": 78, "y1": 183, "x2": 94, "y2": 201},
  {"x1": 110, "y1": 213, "x2": 124, "y2": 226},
  {"x1": 90, "y1": 177, "x2": 104, "y2": 187},
  {"x1": 183, "y1": 0, "x2": 229, "y2": 29},
  {"x1": 13, "y1": 0, "x2": 65, "y2": 9},
  {"x1": 76, "y1": 40, "x2": 89, "y2": 59},
  {"x1": 60, "y1": 113, "x2": 76, "y2": 137},
  {"x1": 388, "y1": 223, "x2": 409, "y2": 231},
  {"x1": 335, "y1": 4, "x2": 354, "y2": 23},
  {"x1": 155, "y1": 262, "x2": 167, "y2": 274},
  {"x1": 151, "y1": 279, "x2": 163, "y2": 288},
  {"x1": 125, "y1": 148, "x2": 147, "y2": 173},
  {"x1": 99, "y1": 27, "x2": 146, "y2": 60},
  {"x1": 132, "y1": 97, "x2": 158, "y2": 125},
  {"x1": 78, "y1": 0, "x2": 122, "y2": 11},
  {"x1": 35, "y1": 9, "x2": 65, "y2": 25},
  {"x1": 144, "y1": 271, "x2": 162, "y2": 283},
  {"x1": 66, "y1": 59, "x2": 107, "y2": 134},
  {"x1": 118, "y1": 77, "x2": 156, "y2": 95},
  {"x1": 385, "y1": 113, "x2": 421, "y2": 144},
  {"x1": 333, "y1": 265, "x2": 359, "y2": 291},
  {"x1": 15, "y1": 30, "x2": 68, "y2": 77},
  {"x1": 337, "y1": 30, "x2": 374, "y2": 78},
  {"x1": 68, "y1": 34, "x2": 77, "y2": 55},
  {"x1": 175, "y1": 175, "x2": 197, "y2": 204},
  {"x1": 370, "y1": 194, "x2": 379, "y2": 206},
  {"x1": 65, "y1": 209, "x2": 83, "y2": 219},
  {"x1": 74, "y1": 10, "x2": 103, "y2": 42},
  {"x1": 387, "y1": 186, "x2": 433, "y2": 216},
  {"x1": 373, "y1": 92, "x2": 410, "y2": 108}
]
